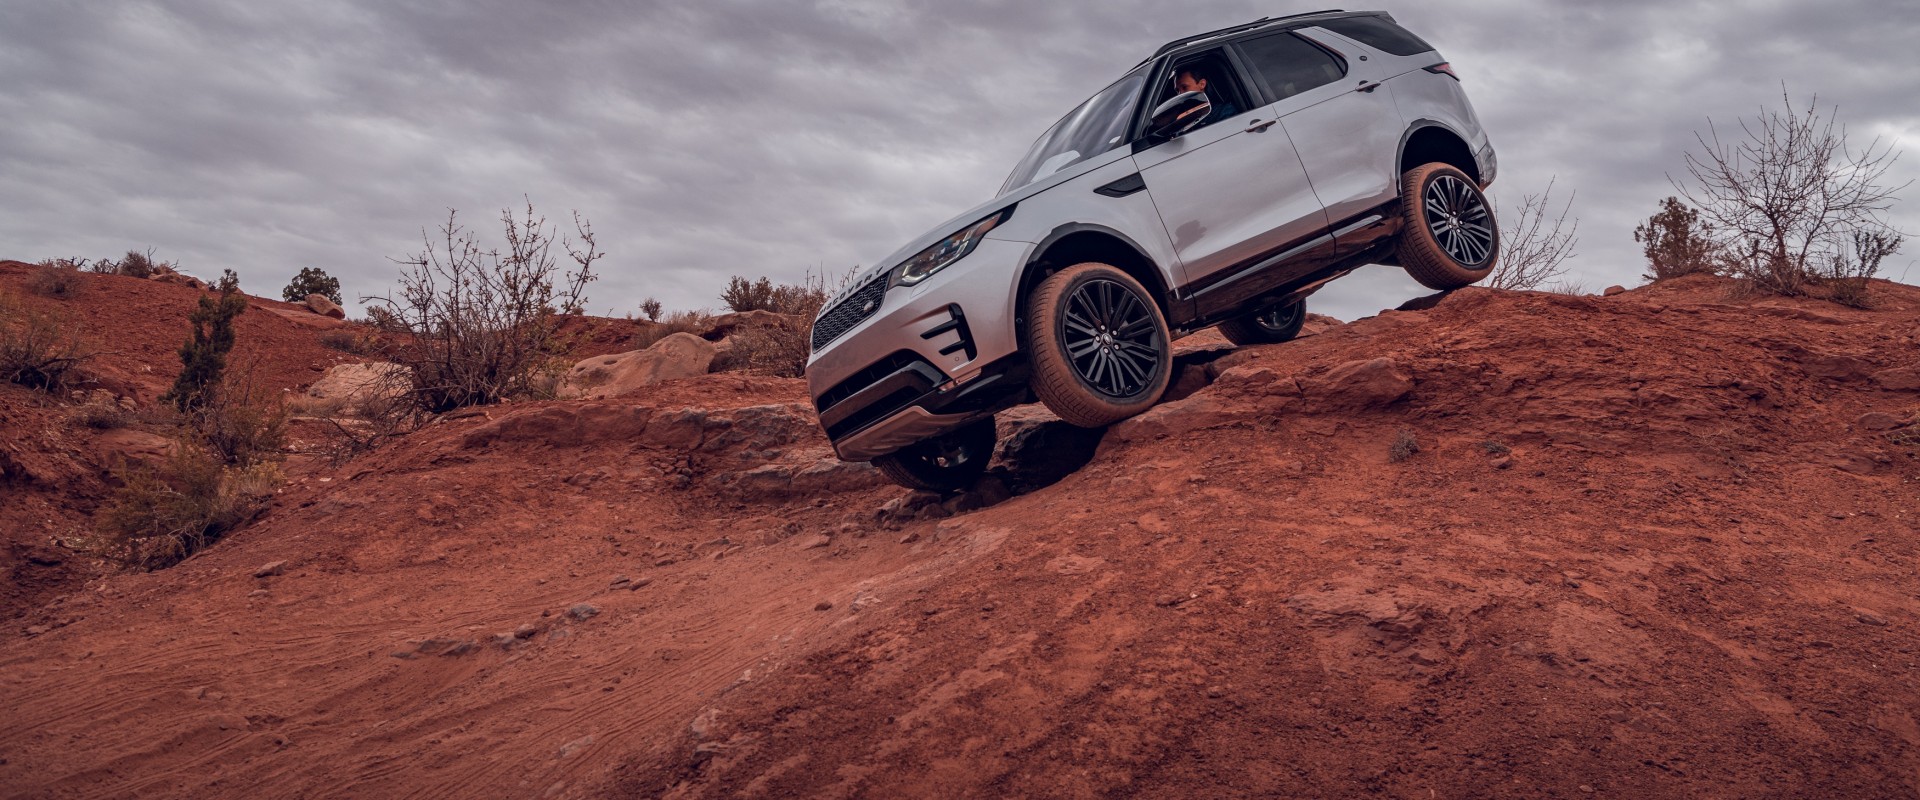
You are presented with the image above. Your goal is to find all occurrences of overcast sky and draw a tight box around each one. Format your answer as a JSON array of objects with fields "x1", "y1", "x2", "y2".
[{"x1": 3, "y1": 1, "x2": 1916, "y2": 322}]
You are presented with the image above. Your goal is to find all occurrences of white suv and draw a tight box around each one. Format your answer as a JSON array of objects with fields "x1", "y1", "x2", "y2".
[{"x1": 806, "y1": 10, "x2": 1499, "y2": 491}]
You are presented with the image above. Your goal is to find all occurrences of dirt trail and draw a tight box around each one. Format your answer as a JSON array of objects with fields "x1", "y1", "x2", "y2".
[{"x1": 3, "y1": 271, "x2": 1918, "y2": 798}]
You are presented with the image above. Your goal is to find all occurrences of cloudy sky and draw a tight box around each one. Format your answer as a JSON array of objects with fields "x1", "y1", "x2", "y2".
[{"x1": 3, "y1": 1, "x2": 1916, "y2": 322}]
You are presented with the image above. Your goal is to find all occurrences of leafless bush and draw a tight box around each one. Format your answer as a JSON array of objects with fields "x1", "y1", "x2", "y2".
[
  {"x1": 0, "y1": 292, "x2": 92, "y2": 394},
  {"x1": 366, "y1": 200, "x2": 602, "y2": 413},
  {"x1": 1634, "y1": 197, "x2": 1720, "y2": 281},
  {"x1": 93, "y1": 443, "x2": 280, "y2": 571},
  {"x1": 1675, "y1": 89, "x2": 1907, "y2": 301},
  {"x1": 318, "y1": 324, "x2": 387, "y2": 356},
  {"x1": 1822, "y1": 229, "x2": 1904, "y2": 309},
  {"x1": 639, "y1": 297, "x2": 663, "y2": 321},
  {"x1": 1489, "y1": 178, "x2": 1578, "y2": 290},
  {"x1": 191, "y1": 365, "x2": 288, "y2": 467},
  {"x1": 28, "y1": 260, "x2": 88, "y2": 300}
]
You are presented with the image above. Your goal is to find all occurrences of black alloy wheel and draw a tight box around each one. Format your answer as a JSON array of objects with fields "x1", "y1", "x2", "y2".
[
  {"x1": 1422, "y1": 173, "x2": 1496, "y2": 267},
  {"x1": 1061, "y1": 278, "x2": 1163, "y2": 399}
]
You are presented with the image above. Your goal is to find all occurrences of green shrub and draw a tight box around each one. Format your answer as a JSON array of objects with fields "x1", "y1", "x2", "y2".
[
  {"x1": 282, "y1": 266, "x2": 343, "y2": 305},
  {"x1": 163, "y1": 270, "x2": 246, "y2": 412}
]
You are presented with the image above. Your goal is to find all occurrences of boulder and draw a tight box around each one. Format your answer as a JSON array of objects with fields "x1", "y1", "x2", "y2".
[
  {"x1": 150, "y1": 270, "x2": 210, "y2": 290},
  {"x1": 1307, "y1": 358, "x2": 1413, "y2": 410},
  {"x1": 702, "y1": 310, "x2": 801, "y2": 341},
  {"x1": 305, "y1": 294, "x2": 346, "y2": 319},
  {"x1": 1873, "y1": 365, "x2": 1920, "y2": 392},
  {"x1": 561, "y1": 333, "x2": 716, "y2": 399},
  {"x1": 1603, "y1": 285, "x2": 1627, "y2": 296},
  {"x1": 1857, "y1": 412, "x2": 1906, "y2": 432},
  {"x1": 304, "y1": 362, "x2": 410, "y2": 417}
]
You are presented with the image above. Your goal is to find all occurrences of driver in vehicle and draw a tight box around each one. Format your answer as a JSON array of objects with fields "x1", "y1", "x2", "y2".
[{"x1": 1173, "y1": 66, "x2": 1238, "y2": 127}]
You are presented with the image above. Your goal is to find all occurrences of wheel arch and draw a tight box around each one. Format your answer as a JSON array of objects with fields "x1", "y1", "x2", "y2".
[
  {"x1": 1398, "y1": 122, "x2": 1481, "y2": 186},
  {"x1": 1014, "y1": 225, "x2": 1174, "y2": 336}
]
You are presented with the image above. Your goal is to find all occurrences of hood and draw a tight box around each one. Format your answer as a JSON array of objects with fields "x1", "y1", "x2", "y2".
[{"x1": 821, "y1": 146, "x2": 1134, "y2": 313}]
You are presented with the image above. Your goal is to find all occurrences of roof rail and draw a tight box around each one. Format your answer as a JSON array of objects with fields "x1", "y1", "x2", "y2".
[{"x1": 1143, "y1": 9, "x2": 1347, "y2": 62}]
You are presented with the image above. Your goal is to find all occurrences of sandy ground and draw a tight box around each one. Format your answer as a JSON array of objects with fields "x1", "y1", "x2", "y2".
[{"x1": 2, "y1": 264, "x2": 1917, "y2": 798}]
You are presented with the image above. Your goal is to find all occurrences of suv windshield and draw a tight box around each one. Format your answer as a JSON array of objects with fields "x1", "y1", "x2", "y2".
[{"x1": 1000, "y1": 67, "x2": 1147, "y2": 196}]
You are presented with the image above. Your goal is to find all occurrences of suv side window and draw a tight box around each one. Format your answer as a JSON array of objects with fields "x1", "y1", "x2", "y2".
[
  {"x1": 1155, "y1": 50, "x2": 1254, "y2": 133},
  {"x1": 1314, "y1": 16, "x2": 1435, "y2": 57},
  {"x1": 1235, "y1": 32, "x2": 1346, "y2": 104}
]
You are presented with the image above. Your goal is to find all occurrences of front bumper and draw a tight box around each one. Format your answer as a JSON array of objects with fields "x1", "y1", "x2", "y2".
[{"x1": 806, "y1": 237, "x2": 1031, "y2": 460}]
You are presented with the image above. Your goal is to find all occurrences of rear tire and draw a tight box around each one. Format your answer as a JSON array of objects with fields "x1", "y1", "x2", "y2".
[
  {"x1": 1217, "y1": 298, "x2": 1306, "y2": 346},
  {"x1": 1395, "y1": 163, "x2": 1499, "y2": 290},
  {"x1": 1025, "y1": 262, "x2": 1172, "y2": 428},
  {"x1": 872, "y1": 416, "x2": 997, "y2": 493}
]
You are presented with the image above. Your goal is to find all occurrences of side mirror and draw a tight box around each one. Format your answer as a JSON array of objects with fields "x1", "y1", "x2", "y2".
[{"x1": 1148, "y1": 91, "x2": 1212, "y2": 140}]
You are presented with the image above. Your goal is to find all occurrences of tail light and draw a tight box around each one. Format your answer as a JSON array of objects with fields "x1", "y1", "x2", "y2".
[{"x1": 1425, "y1": 62, "x2": 1459, "y2": 80}]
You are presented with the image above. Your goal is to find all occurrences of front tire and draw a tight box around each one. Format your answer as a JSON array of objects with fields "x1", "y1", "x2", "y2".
[
  {"x1": 873, "y1": 416, "x2": 997, "y2": 493},
  {"x1": 1395, "y1": 163, "x2": 1499, "y2": 290},
  {"x1": 1025, "y1": 262, "x2": 1173, "y2": 428},
  {"x1": 1218, "y1": 298, "x2": 1306, "y2": 346}
]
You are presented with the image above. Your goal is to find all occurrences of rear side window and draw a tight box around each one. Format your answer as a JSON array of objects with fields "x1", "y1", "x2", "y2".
[
  {"x1": 1315, "y1": 15, "x2": 1435, "y2": 57},
  {"x1": 1235, "y1": 32, "x2": 1346, "y2": 104}
]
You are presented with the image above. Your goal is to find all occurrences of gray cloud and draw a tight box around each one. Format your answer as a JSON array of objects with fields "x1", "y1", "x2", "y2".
[{"x1": 2, "y1": 1, "x2": 1916, "y2": 323}]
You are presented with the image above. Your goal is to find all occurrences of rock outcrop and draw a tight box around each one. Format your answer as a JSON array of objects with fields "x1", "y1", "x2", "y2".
[{"x1": 561, "y1": 333, "x2": 717, "y2": 399}]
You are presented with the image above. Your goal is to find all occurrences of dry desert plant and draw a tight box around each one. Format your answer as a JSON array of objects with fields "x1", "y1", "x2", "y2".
[
  {"x1": 1489, "y1": 178, "x2": 1579, "y2": 291},
  {"x1": 0, "y1": 291, "x2": 92, "y2": 394},
  {"x1": 366, "y1": 200, "x2": 602, "y2": 413},
  {"x1": 94, "y1": 442, "x2": 280, "y2": 571},
  {"x1": 1675, "y1": 89, "x2": 1907, "y2": 302},
  {"x1": 1635, "y1": 197, "x2": 1720, "y2": 281}
]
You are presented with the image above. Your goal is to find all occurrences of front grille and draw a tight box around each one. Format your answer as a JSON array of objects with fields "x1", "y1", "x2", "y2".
[{"x1": 811, "y1": 275, "x2": 888, "y2": 352}]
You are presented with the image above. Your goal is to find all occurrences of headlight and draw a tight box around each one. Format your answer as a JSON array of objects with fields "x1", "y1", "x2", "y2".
[{"x1": 889, "y1": 207, "x2": 1014, "y2": 287}]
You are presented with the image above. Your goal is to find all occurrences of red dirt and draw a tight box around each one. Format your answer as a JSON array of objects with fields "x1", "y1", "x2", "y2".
[{"x1": 3, "y1": 268, "x2": 1918, "y2": 798}]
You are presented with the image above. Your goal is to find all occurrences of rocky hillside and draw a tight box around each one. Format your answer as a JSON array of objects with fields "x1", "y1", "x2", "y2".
[{"x1": 1, "y1": 266, "x2": 1916, "y2": 798}]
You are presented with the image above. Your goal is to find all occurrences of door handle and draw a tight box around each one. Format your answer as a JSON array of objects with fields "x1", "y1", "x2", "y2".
[
  {"x1": 1245, "y1": 118, "x2": 1277, "y2": 133},
  {"x1": 1355, "y1": 81, "x2": 1380, "y2": 93}
]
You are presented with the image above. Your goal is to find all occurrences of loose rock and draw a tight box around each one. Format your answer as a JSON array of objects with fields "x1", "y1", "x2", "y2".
[
  {"x1": 567, "y1": 604, "x2": 600, "y2": 621},
  {"x1": 253, "y1": 561, "x2": 287, "y2": 578}
]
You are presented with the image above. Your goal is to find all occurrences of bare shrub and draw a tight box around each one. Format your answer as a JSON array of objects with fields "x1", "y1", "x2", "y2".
[
  {"x1": 634, "y1": 310, "x2": 714, "y2": 350},
  {"x1": 1478, "y1": 439, "x2": 1510, "y2": 456},
  {"x1": 192, "y1": 365, "x2": 288, "y2": 467},
  {"x1": 366, "y1": 200, "x2": 602, "y2": 413},
  {"x1": 1822, "y1": 229, "x2": 1903, "y2": 309},
  {"x1": 1635, "y1": 197, "x2": 1720, "y2": 281},
  {"x1": 1675, "y1": 90, "x2": 1907, "y2": 300},
  {"x1": 1490, "y1": 178, "x2": 1578, "y2": 290},
  {"x1": 94, "y1": 443, "x2": 280, "y2": 570},
  {"x1": 718, "y1": 323, "x2": 812, "y2": 377},
  {"x1": 639, "y1": 297, "x2": 663, "y2": 321},
  {"x1": 27, "y1": 261, "x2": 87, "y2": 300},
  {"x1": 1388, "y1": 429, "x2": 1421, "y2": 463},
  {"x1": 318, "y1": 325, "x2": 386, "y2": 356},
  {"x1": 0, "y1": 292, "x2": 92, "y2": 394}
]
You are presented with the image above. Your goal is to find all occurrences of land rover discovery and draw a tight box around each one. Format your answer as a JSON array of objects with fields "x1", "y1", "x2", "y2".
[{"x1": 805, "y1": 10, "x2": 1500, "y2": 491}]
